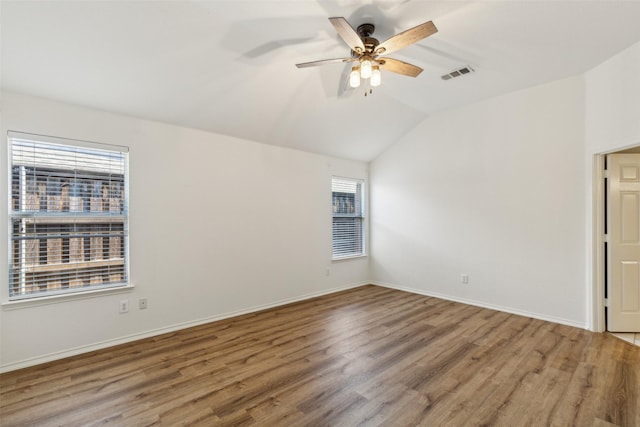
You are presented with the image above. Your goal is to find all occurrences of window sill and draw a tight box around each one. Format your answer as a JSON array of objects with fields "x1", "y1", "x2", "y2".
[
  {"x1": 332, "y1": 254, "x2": 368, "y2": 262},
  {"x1": 2, "y1": 284, "x2": 135, "y2": 311}
]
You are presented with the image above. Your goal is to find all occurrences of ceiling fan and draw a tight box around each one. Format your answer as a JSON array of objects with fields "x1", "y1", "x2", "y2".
[{"x1": 296, "y1": 17, "x2": 438, "y2": 94}]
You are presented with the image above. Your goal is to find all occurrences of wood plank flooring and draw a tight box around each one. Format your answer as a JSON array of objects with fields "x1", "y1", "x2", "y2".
[{"x1": 1, "y1": 285, "x2": 639, "y2": 426}]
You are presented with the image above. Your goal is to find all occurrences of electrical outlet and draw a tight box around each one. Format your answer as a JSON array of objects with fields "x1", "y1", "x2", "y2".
[
  {"x1": 139, "y1": 298, "x2": 148, "y2": 310},
  {"x1": 461, "y1": 274, "x2": 469, "y2": 284},
  {"x1": 119, "y1": 299, "x2": 129, "y2": 313}
]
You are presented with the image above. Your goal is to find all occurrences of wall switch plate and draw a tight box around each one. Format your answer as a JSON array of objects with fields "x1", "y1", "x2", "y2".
[
  {"x1": 461, "y1": 274, "x2": 469, "y2": 284},
  {"x1": 119, "y1": 300, "x2": 129, "y2": 313},
  {"x1": 139, "y1": 298, "x2": 148, "y2": 310}
]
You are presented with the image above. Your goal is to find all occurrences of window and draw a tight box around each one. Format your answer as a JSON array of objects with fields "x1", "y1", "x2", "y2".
[
  {"x1": 8, "y1": 132, "x2": 129, "y2": 300},
  {"x1": 332, "y1": 176, "x2": 365, "y2": 259}
]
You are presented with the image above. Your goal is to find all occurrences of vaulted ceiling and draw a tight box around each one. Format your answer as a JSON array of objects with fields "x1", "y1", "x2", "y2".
[{"x1": 3, "y1": 1, "x2": 640, "y2": 161}]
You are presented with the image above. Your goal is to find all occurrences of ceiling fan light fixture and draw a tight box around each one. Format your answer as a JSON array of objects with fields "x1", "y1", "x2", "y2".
[
  {"x1": 371, "y1": 66, "x2": 381, "y2": 87},
  {"x1": 360, "y1": 58, "x2": 372, "y2": 79},
  {"x1": 295, "y1": 17, "x2": 438, "y2": 94},
  {"x1": 349, "y1": 66, "x2": 361, "y2": 88}
]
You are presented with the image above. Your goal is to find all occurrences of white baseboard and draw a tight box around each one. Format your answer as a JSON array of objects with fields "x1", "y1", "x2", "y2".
[
  {"x1": 372, "y1": 281, "x2": 587, "y2": 330},
  {"x1": 0, "y1": 281, "x2": 368, "y2": 373}
]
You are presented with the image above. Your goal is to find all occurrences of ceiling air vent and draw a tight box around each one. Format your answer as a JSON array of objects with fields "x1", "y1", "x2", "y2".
[{"x1": 441, "y1": 66, "x2": 475, "y2": 81}]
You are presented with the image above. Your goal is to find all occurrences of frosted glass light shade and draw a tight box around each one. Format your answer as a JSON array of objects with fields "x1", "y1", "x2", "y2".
[
  {"x1": 360, "y1": 59, "x2": 372, "y2": 78},
  {"x1": 371, "y1": 66, "x2": 381, "y2": 87},
  {"x1": 349, "y1": 67, "x2": 361, "y2": 88}
]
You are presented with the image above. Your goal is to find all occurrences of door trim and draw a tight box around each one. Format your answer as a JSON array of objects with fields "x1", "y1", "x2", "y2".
[{"x1": 592, "y1": 154, "x2": 606, "y2": 332}]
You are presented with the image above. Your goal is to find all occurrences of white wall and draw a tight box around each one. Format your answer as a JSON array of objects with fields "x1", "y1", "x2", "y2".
[
  {"x1": 585, "y1": 41, "x2": 640, "y2": 154},
  {"x1": 370, "y1": 76, "x2": 587, "y2": 327},
  {"x1": 584, "y1": 40, "x2": 640, "y2": 330},
  {"x1": 0, "y1": 92, "x2": 369, "y2": 371}
]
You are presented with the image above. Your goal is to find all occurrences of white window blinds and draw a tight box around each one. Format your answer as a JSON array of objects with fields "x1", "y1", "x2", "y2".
[
  {"x1": 8, "y1": 132, "x2": 129, "y2": 299},
  {"x1": 332, "y1": 177, "x2": 365, "y2": 259}
]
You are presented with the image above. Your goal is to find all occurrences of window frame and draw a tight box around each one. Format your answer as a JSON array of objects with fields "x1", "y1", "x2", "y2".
[
  {"x1": 7, "y1": 131, "x2": 130, "y2": 301},
  {"x1": 331, "y1": 176, "x2": 366, "y2": 260}
]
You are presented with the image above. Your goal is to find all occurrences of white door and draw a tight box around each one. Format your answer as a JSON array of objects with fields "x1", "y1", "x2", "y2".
[{"x1": 608, "y1": 154, "x2": 640, "y2": 332}]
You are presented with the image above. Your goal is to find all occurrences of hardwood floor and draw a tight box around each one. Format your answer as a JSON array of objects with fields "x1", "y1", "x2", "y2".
[{"x1": 1, "y1": 285, "x2": 639, "y2": 426}]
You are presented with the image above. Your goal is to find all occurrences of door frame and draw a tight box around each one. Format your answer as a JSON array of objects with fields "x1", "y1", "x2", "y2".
[
  {"x1": 592, "y1": 147, "x2": 640, "y2": 332},
  {"x1": 592, "y1": 153, "x2": 606, "y2": 332}
]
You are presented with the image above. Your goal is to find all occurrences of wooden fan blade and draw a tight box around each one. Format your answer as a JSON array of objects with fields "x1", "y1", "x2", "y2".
[
  {"x1": 296, "y1": 58, "x2": 354, "y2": 68},
  {"x1": 378, "y1": 58, "x2": 423, "y2": 77},
  {"x1": 375, "y1": 21, "x2": 437, "y2": 56},
  {"x1": 329, "y1": 17, "x2": 365, "y2": 54}
]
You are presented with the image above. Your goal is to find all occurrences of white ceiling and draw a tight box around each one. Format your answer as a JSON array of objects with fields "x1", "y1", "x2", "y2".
[{"x1": 3, "y1": 1, "x2": 640, "y2": 162}]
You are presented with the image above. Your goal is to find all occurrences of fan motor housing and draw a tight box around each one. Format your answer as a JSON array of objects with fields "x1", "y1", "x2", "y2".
[
  {"x1": 362, "y1": 36, "x2": 379, "y2": 53},
  {"x1": 356, "y1": 24, "x2": 379, "y2": 54}
]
